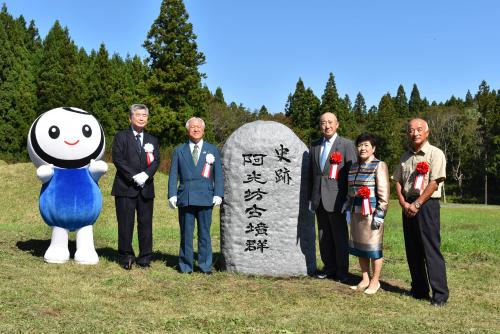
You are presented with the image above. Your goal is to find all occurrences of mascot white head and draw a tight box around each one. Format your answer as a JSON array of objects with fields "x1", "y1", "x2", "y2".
[
  {"x1": 28, "y1": 107, "x2": 105, "y2": 169},
  {"x1": 28, "y1": 107, "x2": 108, "y2": 265}
]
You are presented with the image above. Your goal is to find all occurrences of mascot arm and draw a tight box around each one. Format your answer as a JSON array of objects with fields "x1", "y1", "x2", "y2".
[
  {"x1": 36, "y1": 164, "x2": 54, "y2": 183},
  {"x1": 89, "y1": 159, "x2": 108, "y2": 181}
]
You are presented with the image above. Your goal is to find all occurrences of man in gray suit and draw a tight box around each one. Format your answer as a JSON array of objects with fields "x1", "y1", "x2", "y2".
[{"x1": 309, "y1": 112, "x2": 357, "y2": 281}]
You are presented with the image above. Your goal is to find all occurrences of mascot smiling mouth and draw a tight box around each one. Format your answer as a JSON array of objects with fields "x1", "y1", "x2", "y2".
[{"x1": 64, "y1": 140, "x2": 80, "y2": 145}]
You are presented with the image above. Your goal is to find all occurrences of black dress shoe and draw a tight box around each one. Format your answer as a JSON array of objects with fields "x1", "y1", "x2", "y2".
[
  {"x1": 122, "y1": 262, "x2": 132, "y2": 270},
  {"x1": 431, "y1": 300, "x2": 447, "y2": 307},
  {"x1": 202, "y1": 271, "x2": 212, "y2": 275},
  {"x1": 335, "y1": 275, "x2": 349, "y2": 283},
  {"x1": 137, "y1": 263, "x2": 151, "y2": 269},
  {"x1": 314, "y1": 271, "x2": 328, "y2": 279}
]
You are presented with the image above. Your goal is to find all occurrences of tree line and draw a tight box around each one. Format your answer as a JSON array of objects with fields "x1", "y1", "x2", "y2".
[{"x1": 0, "y1": 1, "x2": 498, "y2": 203}]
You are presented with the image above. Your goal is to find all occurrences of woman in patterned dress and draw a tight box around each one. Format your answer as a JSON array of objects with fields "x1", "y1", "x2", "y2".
[{"x1": 343, "y1": 133, "x2": 390, "y2": 294}]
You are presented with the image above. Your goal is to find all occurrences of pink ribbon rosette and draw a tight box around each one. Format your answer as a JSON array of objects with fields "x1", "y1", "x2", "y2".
[
  {"x1": 357, "y1": 186, "x2": 372, "y2": 216},
  {"x1": 144, "y1": 143, "x2": 154, "y2": 167},
  {"x1": 328, "y1": 151, "x2": 342, "y2": 179},
  {"x1": 413, "y1": 161, "x2": 429, "y2": 192},
  {"x1": 202, "y1": 153, "x2": 215, "y2": 178}
]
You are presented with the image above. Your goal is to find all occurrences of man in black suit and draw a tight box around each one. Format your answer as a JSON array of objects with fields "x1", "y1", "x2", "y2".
[
  {"x1": 111, "y1": 104, "x2": 160, "y2": 269},
  {"x1": 309, "y1": 112, "x2": 357, "y2": 281}
]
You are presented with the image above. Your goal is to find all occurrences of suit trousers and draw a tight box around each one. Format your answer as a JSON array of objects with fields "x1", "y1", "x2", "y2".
[
  {"x1": 178, "y1": 205, "x2": 213, "y2": 273},
  {"x1": 402, "y1": 198, "x2": 449, "y2": 302},
  {"x1": 316, "y1": 200, "x2": 349, "y2": 277},
  {"x1": 115, "y1": 194, "x2": 154, "y2": 265}
]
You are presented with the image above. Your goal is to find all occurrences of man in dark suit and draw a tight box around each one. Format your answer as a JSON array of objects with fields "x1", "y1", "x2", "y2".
[
  {"x1": 111, "y1": 104, "x2": 160, "y2": 270},
  {"x1": 168, "y1": 117, "x2": 224, "y2": 274},
  {"x1": 309, "y1": 112, "x2": 357, "y2": 281}
]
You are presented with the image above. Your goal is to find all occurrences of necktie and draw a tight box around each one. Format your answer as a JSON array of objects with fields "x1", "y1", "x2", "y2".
[
  {"x1": 192, "y1": 144, "x2": 199, "y2": 165},
  {"x1": 135, "y1": 133, "x2": 142, "y2": 151},
  {"x1": 320, "y1": 140, "x2": 329, "y2": 171}
]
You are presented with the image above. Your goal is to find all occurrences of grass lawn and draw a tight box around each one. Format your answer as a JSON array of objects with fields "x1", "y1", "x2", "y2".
[{"x1": 0, "y1": 162, "x2": 498, "y2": 333}]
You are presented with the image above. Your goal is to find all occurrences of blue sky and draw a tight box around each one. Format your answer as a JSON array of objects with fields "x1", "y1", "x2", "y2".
[{"x1": 4, "y1": 0, "x2": 500, "y2": 113}]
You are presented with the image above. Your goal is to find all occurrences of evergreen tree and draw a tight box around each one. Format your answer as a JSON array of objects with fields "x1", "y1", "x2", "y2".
[
  {"x1": 285, "y1": 78, "x2": 320, "y2": 143},
  {"x1": 476, "y1": 81, "x2": 500, "y2": 203},
  {"x1": 37, "y1": 21, "x2": 80, "y2": 114},
  {"x1": 319, "y1": 73, "x2": 355, "y2": 137},
  {"x1": 369, "y1": 93, "x2": 404, "y2": 168},
  {"x1": 394, "y1": 84, "x2": 409, "y2": 118},
  {"x1": 465, "y1": 89, "x2": 474, "y2": 108},
  {"x1": 352, "y1": 92, "x2": 367, "y2": 120},
  {"x1": 343, "y1": 94, "x2": 352, "y2": 112},
  {"x1": 319, "y1": 72, "x2": 342, "y2": 118},
  {"x1": 409, "y1": 83, "x2": 424, "y2": 116},
  {"x1": 0, "y1": 7, "x2": 38, "y2": 161},
  {"x1": 258, "y1": 105, "x2": 269, "y2": 118},
  {"x1": 214, "y1": 87, "x2": 225, "y2": 105},
  {"x1": 143, "y1": 0, "x2": 206, "y2": 145}
]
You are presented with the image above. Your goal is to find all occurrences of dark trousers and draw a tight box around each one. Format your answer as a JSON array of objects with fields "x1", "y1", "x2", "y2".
[
  {"x1": 115, "y1": 195, "x2": 154, "y2": 265},
  {"x1": 402, "y1": 198, "x2": 449, "y2": 302},
  {"x1": 316, "y1": 200, "x2": 349, "y2": 277},
  {"x1": 178, "y1": 205, "x2": 213, "y2": 273}
]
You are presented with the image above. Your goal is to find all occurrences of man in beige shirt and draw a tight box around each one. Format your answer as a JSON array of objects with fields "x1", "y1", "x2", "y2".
[{"x1": 393, "y1": 118, "x2": 449, "y2": 307}]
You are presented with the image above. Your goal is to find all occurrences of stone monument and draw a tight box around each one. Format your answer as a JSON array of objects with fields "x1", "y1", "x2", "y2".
[{"x1": 220, "y1": 121, "x2": 316, "y2": 276}]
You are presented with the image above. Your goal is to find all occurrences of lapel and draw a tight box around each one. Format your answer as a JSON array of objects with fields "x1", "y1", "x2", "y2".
[
  {"x1": 180, "y1": 142, "x2": 196, "y2": 171},
  {"x1": 322, "y1": 135, "x2": 341, "y2": 174},
  {"x1": 127, "y1": 129, "x2": 142, "y2": 158}
]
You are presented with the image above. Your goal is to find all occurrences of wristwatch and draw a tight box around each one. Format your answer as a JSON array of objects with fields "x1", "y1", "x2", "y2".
[{"x1": 414, "y1": 201, "x2": 421, "y2": 209}]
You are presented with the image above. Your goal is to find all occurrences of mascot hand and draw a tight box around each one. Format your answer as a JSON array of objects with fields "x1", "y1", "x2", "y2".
[
  {"x1": 36, "y1": 164, "x2": 54, "y2": 183},
  {"x1": 89, "y1": 159, "x2": 108, "y2": 181}
]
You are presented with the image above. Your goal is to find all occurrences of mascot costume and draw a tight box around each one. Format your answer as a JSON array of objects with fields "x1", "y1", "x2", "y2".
[{"x1": 27, "y1": 107, "x2": 108, "y2": 264}]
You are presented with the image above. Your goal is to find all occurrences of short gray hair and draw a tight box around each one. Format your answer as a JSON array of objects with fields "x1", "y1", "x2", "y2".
[
  {"x1": 185, "y1": 117, "x2": 205, "y2": 130},
  {"x1": 129, "y1": 104, "x2": 149, "y2": 117}
]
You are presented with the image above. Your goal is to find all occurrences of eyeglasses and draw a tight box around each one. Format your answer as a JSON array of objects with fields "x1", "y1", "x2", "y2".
[{"x1": 407, "y1": 127, "x2": 425, "y2": 134}]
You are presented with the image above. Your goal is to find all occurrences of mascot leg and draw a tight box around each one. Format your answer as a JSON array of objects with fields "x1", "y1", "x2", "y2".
[
  {"x1": 74, "y1": 225, "x2": 99, "y2": 265},
  {"x1": 44, "y1": 226, "x2": 70, "y2": 263}
]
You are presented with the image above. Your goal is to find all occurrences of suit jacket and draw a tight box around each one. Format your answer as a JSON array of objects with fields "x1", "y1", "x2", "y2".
[
  {"x1": 111, "y1": 129, "x2": 160, "y2": 199},
  {"x1": 168, "y1": 141, "x2": 224, "y2": 207},
  {"x1": 309, "y1": 135, "x2": 357, "y2": 212}
]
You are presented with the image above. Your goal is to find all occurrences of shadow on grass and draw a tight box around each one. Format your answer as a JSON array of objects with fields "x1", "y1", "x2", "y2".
[
  {"x1": 16, "y1": 239, "x2": 77, "y2": 257},
  {"x1": 329, "y1": 272, "x2": 409, "y2": 295},
  {"x1": 16, "y1": 239, "x2": 223, "y2": 272}
]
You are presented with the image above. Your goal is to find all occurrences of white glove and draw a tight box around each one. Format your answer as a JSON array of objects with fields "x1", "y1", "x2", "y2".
[
  {"x1": 168, "y1": 196, "x2": 178, "y2": 209},
  {"x1": 308, "y1": 201, "x2": 314, "y2": 213},
  {"x1": 372, "y1": 216, "x2": 384, "y2": 230},
  {"x1": 345, "y1": 211, "x2": 351, "y2": 225},
  {"x1": 133, "y1": 172, "x2": 149, "y2": 187},
  {"x1": 89, "y1": 159, "x2": 108, "y2": 181},
  {"x1": 213, "y1": 196, "x2": 222, "y2": 206},
  {"x1": 36, "y1": 164, "x2": 54, "y2": 183}
]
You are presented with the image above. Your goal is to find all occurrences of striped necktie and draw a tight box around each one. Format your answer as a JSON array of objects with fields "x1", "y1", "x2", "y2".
[{"x1": 192, "y1": 144, "x2": 199, "y2": 165}]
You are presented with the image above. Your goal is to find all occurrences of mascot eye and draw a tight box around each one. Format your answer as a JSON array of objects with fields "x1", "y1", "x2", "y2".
[
  {"x1": 48, "y1": 126, "x2": 60, "y2": 139},
  {"x1": 82, "y1": 125, "x2": 92, "y2": 138}
]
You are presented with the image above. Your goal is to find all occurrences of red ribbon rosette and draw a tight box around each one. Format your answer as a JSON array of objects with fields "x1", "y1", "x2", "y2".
[
  {"x1": 414, "y1": 161, "x2": 429, "y2": 192},
  {"x1": 143, "y1": 143, "x2": 154, "y2": 167},
  {"x1": 328, "y1": 151, "x2": 342, "y2": 179},
  {"x1": 357, "y1": 186, "x2": 372, "y2": 216}
]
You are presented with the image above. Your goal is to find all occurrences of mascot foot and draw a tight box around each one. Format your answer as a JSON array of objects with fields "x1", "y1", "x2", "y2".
[
  {"x1": 44, "y1": 227, "x2": 70, "y2": 263},
  {"x1": 74, "y1": 225, "x2": 99, "y2": 265}
]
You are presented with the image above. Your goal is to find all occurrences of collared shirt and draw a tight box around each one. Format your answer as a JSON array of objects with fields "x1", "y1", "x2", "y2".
[
  {"x1": 320, "y1": 133, "x2": 338, "y2": 156},
  {"x1": 392, "y1": 141, "x2": 446, "y2": 199},
  {"x1": 189, "y1": 139, "x2": 204, "y2": 154},
  {"x1": 132, "y1": 128, "x2": 143, "y2": 146}
]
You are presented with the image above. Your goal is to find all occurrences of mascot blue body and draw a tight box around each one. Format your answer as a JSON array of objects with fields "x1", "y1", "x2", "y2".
[
  {"x1": 40, "y1": 168, "x2": 101, "y2": 231},
  {"x1": 27, "y1": 107, "x2": 108, "y2": 264}
]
